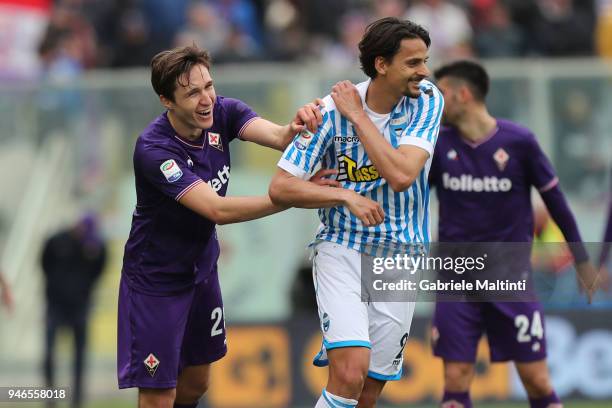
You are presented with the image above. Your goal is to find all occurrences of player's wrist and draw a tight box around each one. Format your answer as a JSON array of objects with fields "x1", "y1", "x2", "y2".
[
  {"x1": 338, "y1": 189, "x2": 356, "y2": 206},
  {"x1": 348, "y1": 110, "x2": 368, "y2": 125}
]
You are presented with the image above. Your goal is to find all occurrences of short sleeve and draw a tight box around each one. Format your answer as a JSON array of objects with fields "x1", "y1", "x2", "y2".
[
  {"x1": 277, "y1": 109, "x2": 335, "y2": 179},
  {"x1": 399, "y1": 85, "x2": 444, "y2": 157},
  {"x1": 224, "y1": 97, "x2": 259, "y2": 141},
  {"x1": 135, "y1": 141, "x2": 203, "y2": 201},
  {"x1": 524, "y1": 132, "x2": 558, "y2": 192}
]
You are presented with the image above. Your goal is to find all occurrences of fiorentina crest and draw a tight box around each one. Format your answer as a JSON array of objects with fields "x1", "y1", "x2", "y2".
[
  {"x1": 208, "y1": 132, "x2": 223, "y2": 151},
  {"x1": 144, "y1": 353, "x2": 160, "y2": 377},
  {"x1": 493, "y1": 148, "x2": 510, "y2": 171}
]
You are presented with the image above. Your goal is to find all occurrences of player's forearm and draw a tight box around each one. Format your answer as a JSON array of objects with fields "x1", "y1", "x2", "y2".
[
  {"x1": 351, "y1": 114, "x2": 419, "y2": 191},
  {"x1": 179, "y1": 183, "x2": 285, "y2": 224},
  {"x1": 540, "y1": 186, "x2": 589, "y2": 263},
  {"x1": 242, "y1": 118, "x2": 291, "y2": 151},
  {"x1": 262, "y1": 122, "x2": 293, "y2": 151},
  {"x1": 269, "y1": 172, "x2": 350, "y2": 209},
  {"x1": 214, "y1": 195, "x2": 285, "y2": 225}
]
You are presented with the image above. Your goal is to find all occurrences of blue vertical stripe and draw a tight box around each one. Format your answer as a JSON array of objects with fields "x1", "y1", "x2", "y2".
[{"x1": 411, "y1": 182, "x2": 422, "y2": 243}]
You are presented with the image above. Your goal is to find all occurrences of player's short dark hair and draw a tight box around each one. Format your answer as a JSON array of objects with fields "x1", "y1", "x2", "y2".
[
  {"x1": 359, "y1": 17, "x2": 431, "y2": 79},
  {"x1": 434, "y1": 60, "x2": 490, "y2": 102},
  {"x1": 150, "y1": 45, "x2": 211, "y2": 102}
]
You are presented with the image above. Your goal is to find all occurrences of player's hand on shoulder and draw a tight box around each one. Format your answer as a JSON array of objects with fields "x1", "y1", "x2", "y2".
[
  {"x1": 344, "y1": 191, "x2": 385, "y2": 227},
  {"x1": 291, "y1": 98, "x2": 325, "y2": 134},
  {"x1": 330, "y1": 80, "x2": 364, "y2": 123},
  {"x1": 310, "y1": 168, "x2": 340, "y2": 187}
]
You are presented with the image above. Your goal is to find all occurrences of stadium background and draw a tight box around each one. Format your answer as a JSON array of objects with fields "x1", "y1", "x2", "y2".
[{"x1": 0, "y1": 0, "x2": 611, "y2": 407}]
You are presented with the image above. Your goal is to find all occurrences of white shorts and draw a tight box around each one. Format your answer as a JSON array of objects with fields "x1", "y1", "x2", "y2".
[{"x1": 311, "y1": 240, "x2": 416, "y2": 380}]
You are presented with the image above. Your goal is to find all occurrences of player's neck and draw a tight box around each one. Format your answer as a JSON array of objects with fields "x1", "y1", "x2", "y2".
[
  {"x1": 167, "y1": 110, "x2": 203, "y2": 141},
  {"x1": 457, "y1": 108, "x2": 497, "y2": 143},
  {"x1": 365, "y1": 80, "x2": 402, "y2": 114}
]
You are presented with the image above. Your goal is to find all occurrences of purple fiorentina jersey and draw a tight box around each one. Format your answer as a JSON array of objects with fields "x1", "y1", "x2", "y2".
[
  {"x1": 121, "y1": 96, "x2": 258, "y2": 295},
  {"x1": 430, "y1": 119, "x2": 558, "y2": 242}
]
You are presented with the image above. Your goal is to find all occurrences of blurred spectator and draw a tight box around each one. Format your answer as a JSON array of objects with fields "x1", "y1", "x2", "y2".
[
  {"x1": 371, "y1": 0, "x2": 407, "y2": 18},
  {"x1": 215, "y1": 0, "x2": 263, "y2": 47},
  {"x1": 174, "y1": 2, "x2": 229, "y2": 55},
  {"x1": 320, "y1": 11, "x2": 368, "y2": 71},
  {"x1": 0, "y1": 270, "x2": 14, "y2": 315},
  {"x1": 264, "y1": 0, "x2": 306, "y2": 61},
  {"x1": 38, "y1": 27, "x2": 84, "y2": 83},
  {"x1": 110, "y1": 6, "x2": 157, "y2": 68},
  {"x1": 37, "y1": 1, "x2": 98, "y2": 80},
  {"x1": 552, "y1": 84, "x2": 609, "y2": 198},
  {"x1": 41, "y1": 214, "x2": 107, "y2": 408},
  {"x1": 473, "y1": 1, "x2": 523, "y2": 58},
  {"x1": 530, "y1": 0, "x2": 595, "y2": 56},
  {"x1": 301, "y1": 0, "x2": 351, "y2": 45},
  {"x1": 142, "y1": 0, "x2": 190, "y2": 51},
  {"x1": 0, "y1": 0, "x2": 51, "y2": 80},
  {"x1": 595, "y1": 0, "x2": 612, "y2": 56},
  {"x1": 405, "y1": 0, "x2": 474, "y2": 64}
]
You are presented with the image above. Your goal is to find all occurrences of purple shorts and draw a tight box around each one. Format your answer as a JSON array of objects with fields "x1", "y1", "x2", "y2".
[
  {"x1": 117, "y1": 268, "x2": 227, "y2": 389},
  {"x1": 432, "y1": 301, "x2": 547, "y2": 363}
]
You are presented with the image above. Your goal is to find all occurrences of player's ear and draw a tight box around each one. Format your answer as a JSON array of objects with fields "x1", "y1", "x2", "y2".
[
  {"x1": 159, "y1": 94, "x2": 173, "y2": 110},
  {"x1": 374, "y1": 56, "x2": 387, "y2": 76},
  {"x1": 459, "y1": 85, "x2": 472, "y2": 102}
]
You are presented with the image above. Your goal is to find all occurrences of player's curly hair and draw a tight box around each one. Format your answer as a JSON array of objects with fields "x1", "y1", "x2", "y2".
[
  {"x1": 150, "y1": 44, "x2": 212, "y2": 102},
  {"x1": 359, "y1": 17, "x2": 430, "y2": 79}
]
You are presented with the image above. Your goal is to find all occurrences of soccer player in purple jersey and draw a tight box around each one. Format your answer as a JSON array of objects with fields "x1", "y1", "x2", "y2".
[
  {"x1": 117, "y1": 45, "x2": 334, "y2": 408},
  {"x1": 429, "y1": 60, "x2": 601, "y2": 408}
]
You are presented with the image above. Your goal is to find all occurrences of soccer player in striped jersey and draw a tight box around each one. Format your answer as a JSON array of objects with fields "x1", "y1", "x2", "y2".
[
  {"x1": 429, "y1": 60, "x2": 601, "y2": 408},
  {"x1": 269, "y1": 17, "x2": 443, "y2": 408}
]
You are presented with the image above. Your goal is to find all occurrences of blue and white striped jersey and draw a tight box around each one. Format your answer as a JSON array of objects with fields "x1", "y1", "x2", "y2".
[{"x1": 279, "y1": 79, "x2": 443, "y2": 255}]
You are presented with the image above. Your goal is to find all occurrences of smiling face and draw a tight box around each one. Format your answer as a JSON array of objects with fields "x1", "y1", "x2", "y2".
[
  {"x1": 378, "y1": 38, "x2": 430, "y2": 98},
  {"x1": 162, "y1": 63, "x2": 216, "y2": 136}
]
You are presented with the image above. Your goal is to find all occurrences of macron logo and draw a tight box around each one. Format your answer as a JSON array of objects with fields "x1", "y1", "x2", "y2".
[
  {"x1": 442, "y1": 172, "x2": 512, "y2": 192},
  {"x1": 208, "y1": 165, "x2": 230, "y2": 192}
]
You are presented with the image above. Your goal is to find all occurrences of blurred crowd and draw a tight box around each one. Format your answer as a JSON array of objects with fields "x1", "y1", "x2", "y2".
[{"x1": 1, "y1": 0, "x2": 612, "y2": 80}]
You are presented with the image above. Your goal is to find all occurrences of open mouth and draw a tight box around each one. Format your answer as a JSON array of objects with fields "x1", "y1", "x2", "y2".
[{"x1": 196, "y1": 108, "x2": 212, "y2": 119}]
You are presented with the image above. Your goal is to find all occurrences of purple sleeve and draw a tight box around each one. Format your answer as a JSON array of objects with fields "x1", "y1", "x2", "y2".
[
  {"x1": 224, "y1": 97, "x2": 259, "y2": 141},
  {"x1": 540, "y1": 185, "x2": 589, "y2": 263},
  {"x1": 525, "y1": 132, "x2": 559, "y2": 193},
  {"x1": 135, "y1": 142, "x2": 203, "y2": 201},
  {"x1": 429, "y1": 143, "x2": 441, "y2": 187},
  {"x1": 599, "y1": 201, "x2": 612, "y2": 266}
]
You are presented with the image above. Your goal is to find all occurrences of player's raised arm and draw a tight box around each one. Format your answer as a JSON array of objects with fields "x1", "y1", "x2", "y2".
[{"x1": 240, "y1": 99, "x2": 324, "y2": 151}]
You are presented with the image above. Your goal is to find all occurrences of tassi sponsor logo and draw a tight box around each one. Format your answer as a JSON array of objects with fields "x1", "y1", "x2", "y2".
[{"x1": 337, "y1": 155, "x2": 380, "y2": 182}]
